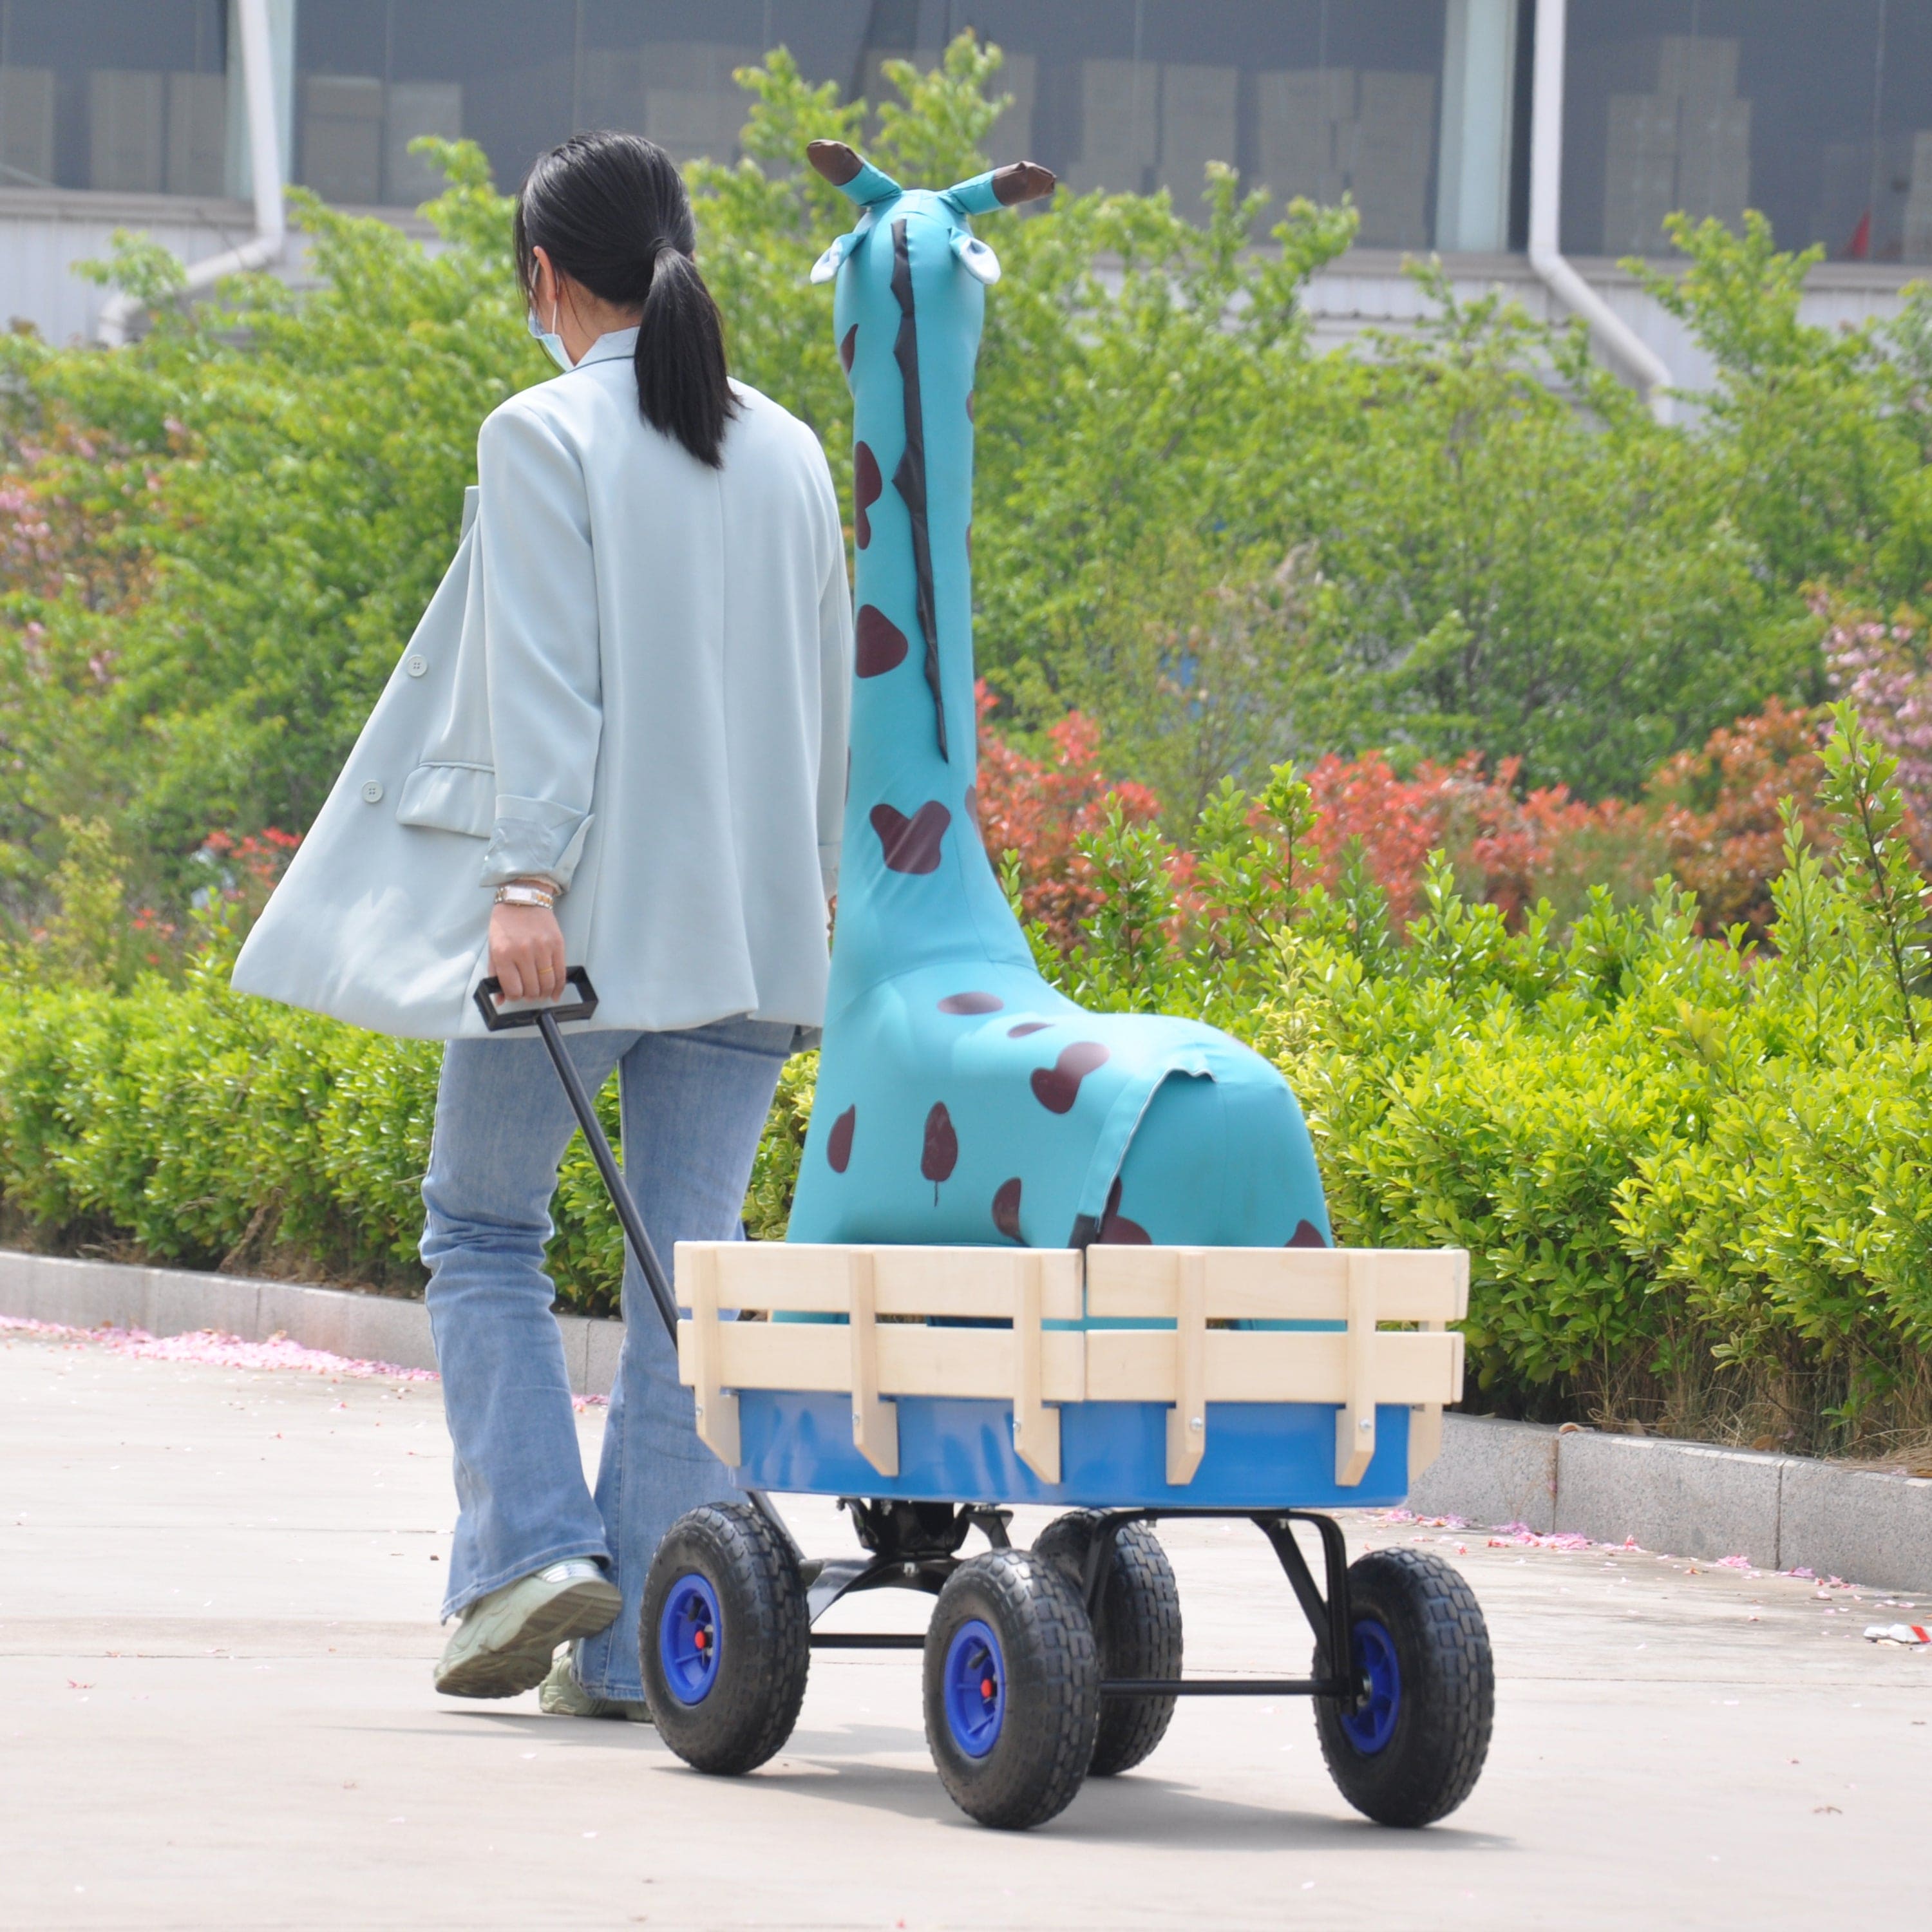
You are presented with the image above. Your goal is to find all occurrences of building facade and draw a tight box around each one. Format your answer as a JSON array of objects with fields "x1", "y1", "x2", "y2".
[{"x1": 1, "y1": 1, "x2": 1927, "y2": 396}]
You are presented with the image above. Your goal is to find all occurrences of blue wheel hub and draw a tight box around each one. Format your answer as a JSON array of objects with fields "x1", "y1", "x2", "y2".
[
  {"x1": 658, "y1": 1573, "x2": 723, "y2": 1706},
  {"x1": 1340, "y1": 1618, "x2": 1401, "y2": 1754},
  {"x1": 942, "y1": 1618, "x2": 1005, "y2": 1758}
]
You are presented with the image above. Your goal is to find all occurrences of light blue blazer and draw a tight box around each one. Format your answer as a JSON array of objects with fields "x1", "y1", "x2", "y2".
[{"x1": 232, "y1": 330, "x2": 852, "y2": 1039}]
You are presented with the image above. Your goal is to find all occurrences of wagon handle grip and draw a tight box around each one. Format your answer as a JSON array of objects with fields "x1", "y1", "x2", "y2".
[{"x1": 473, "y1": 965, "x2": 599, "y2": 1031}]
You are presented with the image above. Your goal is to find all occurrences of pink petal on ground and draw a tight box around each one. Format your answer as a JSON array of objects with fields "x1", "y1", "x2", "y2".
[{"x1": 1, "y1": 1314, "x2": 436, "y2": 1382}]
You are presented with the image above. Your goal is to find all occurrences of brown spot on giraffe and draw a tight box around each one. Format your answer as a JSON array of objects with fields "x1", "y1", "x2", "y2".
[
  {"x1": 853, "y1": 440, "x2": 882, "y2": 549},
  {"x1": 826, "y1": 1105, "x2": 856, "y2": 1173},
  {"x1": 1097, "y1": 1175, "x2": 1150, "y2": 1244},
  {"x1": 855, "y1": 605, "x2": 909, "y2": 677},
  {"x1": 938, "y1": 992, "x2": 1003, "y2": 1014},
  {"x1": 992, "y1": 1177, "x2": 1024, "y2": 1242},
  {"x1": 1030, "y1": 1041, "x2": 1111, "y2": 1113},
  {"x1": 922, "y1": 1102, "x2": 958, "y2": 1202},
  {"x1": 869, "y1": 800, "x2": 950, "y2": 873}
]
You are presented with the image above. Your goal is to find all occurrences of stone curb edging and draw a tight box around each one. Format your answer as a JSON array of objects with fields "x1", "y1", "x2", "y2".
[
  {"x1": 1408, "y1": 1412, "x2": 1932, "y2": 1593},
  {"x1": 0, "y1": 1248, "x2": 622, "y2": 1397},
  {"x1": 5, "y1": 1247, "x2": 1928, "y2": 1593}
]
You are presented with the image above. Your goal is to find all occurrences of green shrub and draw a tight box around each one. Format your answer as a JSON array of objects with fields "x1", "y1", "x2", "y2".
[{"x1": 6, "y1": 716, "x2": 1932, "y2": 1450}]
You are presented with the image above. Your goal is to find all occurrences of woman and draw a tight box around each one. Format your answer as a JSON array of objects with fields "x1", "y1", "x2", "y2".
[{"x1": 232, "y1": 133, "x2": 850, "y2": 1717}]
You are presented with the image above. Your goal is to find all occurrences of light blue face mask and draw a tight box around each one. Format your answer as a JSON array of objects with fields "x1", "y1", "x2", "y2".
[{"x1": 526, "y1": 295, "x2": 573, "y2": 372}]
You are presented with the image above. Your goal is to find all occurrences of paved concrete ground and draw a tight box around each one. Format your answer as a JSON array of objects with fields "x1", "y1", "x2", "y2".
[{"x1": 3, "y1": 1327, "x2": 1927, "y2": 1931}]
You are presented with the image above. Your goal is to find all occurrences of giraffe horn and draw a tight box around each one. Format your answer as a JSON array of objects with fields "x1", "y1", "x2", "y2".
[
  {"x1": 806, "y1": 140, "x2": 903, "y2": 206},
  {"x1": 943, "y1": 162, "x2": 1058, "y2": 215}
]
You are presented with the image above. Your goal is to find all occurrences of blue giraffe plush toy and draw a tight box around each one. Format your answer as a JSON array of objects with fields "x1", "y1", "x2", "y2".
[{"x1": 787, "y1": 142, "x2": 1333, "y2": 1262}]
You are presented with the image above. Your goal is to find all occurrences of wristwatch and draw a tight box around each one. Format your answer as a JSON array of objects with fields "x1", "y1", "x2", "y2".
[{"x1": 493, "y1": 880, "x2": 558, "y2": 911}]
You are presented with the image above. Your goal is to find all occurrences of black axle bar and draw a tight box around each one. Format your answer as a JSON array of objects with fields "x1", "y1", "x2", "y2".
[{"x1": 1101, "y1": 1676, "x2": 1351, "y2": 1698}]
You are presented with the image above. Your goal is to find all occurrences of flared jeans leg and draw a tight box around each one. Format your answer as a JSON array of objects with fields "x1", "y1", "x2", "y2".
[
  {"x1": 419, "y1": 1016, "x2": 790, "y2": 1697},
  {"x1": 421, "y1": 1026, "x2": 630, "y2": 1619}
]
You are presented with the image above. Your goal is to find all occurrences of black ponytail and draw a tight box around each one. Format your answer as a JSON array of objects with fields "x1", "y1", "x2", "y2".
[{"x1": 514, "y1": 131, "x2": 738, "y2": 469}]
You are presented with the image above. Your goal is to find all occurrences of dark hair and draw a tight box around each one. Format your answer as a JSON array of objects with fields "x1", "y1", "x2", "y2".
[{"x1": 514, "y1": 131, "x2": 737, "y2": 468}]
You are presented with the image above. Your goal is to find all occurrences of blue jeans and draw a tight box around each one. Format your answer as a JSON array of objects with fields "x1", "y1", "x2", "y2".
[{"x1": 420, "y1": 1016, "x2": 792, "y2": 1700}]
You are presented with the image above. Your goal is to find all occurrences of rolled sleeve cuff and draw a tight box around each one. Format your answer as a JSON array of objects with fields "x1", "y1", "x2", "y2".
[
  {"x1": 479, "y1": 795, "x2": 594, "y2": 891},
  {"x1": 819, "y1": 840, "x2": 840, "y2": 898}
]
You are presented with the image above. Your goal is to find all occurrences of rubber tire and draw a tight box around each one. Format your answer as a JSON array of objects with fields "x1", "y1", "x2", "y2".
[
  {"x1": 1313, "y1": 1546, "x2": 1493, "y2": 1827},
  {"x1": 1034, "y1": 1511, "x2": 1182, "y2": 1775},
  {"x1": 640, "y1": 1501, "x2": 809, "y2": 1776},
  {"x1": 923, "y1": 1550, "x2": 1099, "y2": 1830}
]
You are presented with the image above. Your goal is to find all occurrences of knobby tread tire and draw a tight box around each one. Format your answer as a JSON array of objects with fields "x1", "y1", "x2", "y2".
[
  {"x1": 1313, "y1": 1546, "x2": 1493, "y2": 1828},
  {"x1": 640, "y1": 1501, "x2": 810, "y2": 1776},
  {"x1": 1034, "y1": 1511, "x2": 1182, "y2": 1775},
  {"x1": 923, "y1": 1550, "x2": 1099, "y2": 1830}
]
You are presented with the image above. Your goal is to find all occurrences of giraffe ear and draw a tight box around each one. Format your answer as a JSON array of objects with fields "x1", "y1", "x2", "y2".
[
  {"x1": 810, "y1": 232, "x2": 857, "y2": 285},
  {"x1": 950, "y1": 232, "x2": 1001, "y2": 285}
]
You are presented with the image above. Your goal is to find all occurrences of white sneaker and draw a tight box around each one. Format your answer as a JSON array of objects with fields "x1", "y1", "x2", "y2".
[
  {"x1": 433, "y1": 1560, "x2": 621, "y2": 1700},
  {"x1": 538, "y1": 1651, "x2": 654, "y2": 1723}
]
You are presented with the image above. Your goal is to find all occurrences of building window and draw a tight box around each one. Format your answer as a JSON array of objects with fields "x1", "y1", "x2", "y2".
[
  {"x1": 283, "y1": 1, "x2": 1527, "y2": 252},
  {"x1": 0, "y1": 0, "x2": 228, "y2": 196},
  {"x1": 1564, "y1": 0, "x2": 1932, "y2": 263}
]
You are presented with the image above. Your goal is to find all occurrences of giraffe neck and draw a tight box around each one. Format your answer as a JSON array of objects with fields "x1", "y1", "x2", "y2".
[{"x1": 829, "y1": 200, "x2": 1029, "y2": 1010}]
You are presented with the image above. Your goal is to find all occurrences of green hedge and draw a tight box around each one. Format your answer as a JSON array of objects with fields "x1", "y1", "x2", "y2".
[
  {"x1": 0, "y1": 952, "x2": 814, "y2": 1316},
  {"x1": 5, "y1": 715, "x2": 1931, "y2": 1452}
]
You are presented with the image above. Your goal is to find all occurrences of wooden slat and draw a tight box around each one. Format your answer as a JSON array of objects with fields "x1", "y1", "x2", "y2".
[
  {"x1": 677, "y1": 1241, "x2": 1083, "y2": 1321},
  {"x1": 687, "y1": 1320, "x2": 1090, "y2": 1403},
  {"x1": 1083, "y1": 1330, "x2": 1463, "y2": 1407},
  {"x1": 847, "y1": 1249, "x2": 898, "y2": 1477},
  {"x1": 1335, "y1": 1254, "x2": 1377, "y2": 1487},
  {"x1": 680, "y1": 1320, "x2": 1460, "y2": 1410},
  {"x1": 685, "y1": 1244, "x2": 739, "y2": 1465},
  {"x1": 1084, "y1": 1245, "x2": 1466, "y2": 1325},
  {"x1": 1164, "y1": 1249, "x2": 1208, "y2": 1485},
  {"x1": 1408, "y1": 1401, "x2": 1444, "y2": 1483},
  {"x1": 1010, "y1": 1252, "x2": 1059, "y2": 1484}
]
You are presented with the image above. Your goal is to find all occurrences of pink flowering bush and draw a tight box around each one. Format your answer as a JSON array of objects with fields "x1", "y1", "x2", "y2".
[{"x1": 1821, "y1": 593, "x2": 1932, "y2": 864}]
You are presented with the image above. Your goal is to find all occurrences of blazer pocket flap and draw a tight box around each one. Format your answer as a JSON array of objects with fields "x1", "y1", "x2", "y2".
[{"x1": 395, "y1": 761, "x2": 495, "y2": 838}]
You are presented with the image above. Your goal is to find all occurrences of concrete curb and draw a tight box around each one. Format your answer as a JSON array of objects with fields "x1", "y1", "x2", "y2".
[
  {"x1": 1410, "y1": 1412, "x2": 1932, "y2": 1592},
  {"x1": 6, "y1": 1247, "x2": 1929, "y2": 1591},
  {"x1": 0, "y1": 1247, "x2": 619, "y2": 1397}
]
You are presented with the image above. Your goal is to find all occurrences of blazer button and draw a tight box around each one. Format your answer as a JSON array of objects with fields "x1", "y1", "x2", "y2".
[
  {"x1": 406, "y1": 654, "x2": 428, "y2": 677},
  {"x1": 361, "y1": 779, "x2": 384, "y2": 804}
]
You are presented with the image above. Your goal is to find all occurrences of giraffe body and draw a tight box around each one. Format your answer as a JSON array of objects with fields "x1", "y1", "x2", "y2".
[{"x1": 788, "y1": 156, "x2": 1331, "y2": 1256}]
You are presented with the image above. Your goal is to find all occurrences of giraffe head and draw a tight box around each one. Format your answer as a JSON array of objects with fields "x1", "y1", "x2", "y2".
[{"x1": 805, "y1": 140, "x2": 1054, "y2": 318}]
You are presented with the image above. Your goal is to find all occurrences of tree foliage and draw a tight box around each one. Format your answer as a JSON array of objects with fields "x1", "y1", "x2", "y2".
[{"x1": 7, "y1": 35, "x2": 1927, "y2": 934}]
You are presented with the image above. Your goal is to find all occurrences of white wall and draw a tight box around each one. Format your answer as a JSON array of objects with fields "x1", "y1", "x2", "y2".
[
  {"x1": 0, "y1": 189, "x2": 437, "y2": 345},
  {"x1": 0, "y1": 193, "x2": 1918, "y2": 386}
]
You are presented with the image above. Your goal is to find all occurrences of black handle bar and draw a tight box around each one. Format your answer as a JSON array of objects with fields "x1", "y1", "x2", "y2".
[
  {"x1": 472, "y1": 967, "x2": 677, "y2": 1347},
  {"x1": 469, "y1": 967, "x2": 799, "y2": 1558}
]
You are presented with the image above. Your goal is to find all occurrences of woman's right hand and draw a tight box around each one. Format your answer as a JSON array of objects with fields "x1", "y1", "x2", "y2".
[{"x1": 489, "y1": 899, "x2": 567, "y2": 1003}]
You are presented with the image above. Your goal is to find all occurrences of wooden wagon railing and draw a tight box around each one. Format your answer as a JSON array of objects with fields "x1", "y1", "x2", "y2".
[{"x1": 674, "y1": 1243, "x2": 1468, "y2": 1492}]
